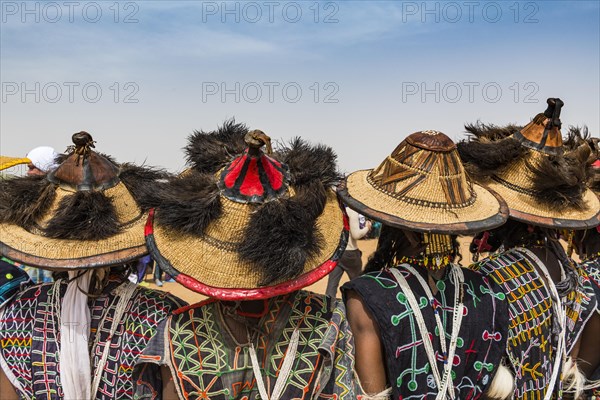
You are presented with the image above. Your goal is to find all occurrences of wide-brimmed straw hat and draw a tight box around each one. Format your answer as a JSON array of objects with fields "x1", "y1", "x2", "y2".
[
  {"x1": 337, "y1": 130, "x2": 508, "y2": 235},
  {"x1": 145, "y1": 121, "x2": 348, "y2": 300},
  {"x1": 458, "y1": 98, "x2": 600, "y2": 229},
  {"x1": 0, "y1": 132, "x2": 167, "y2": 269}
]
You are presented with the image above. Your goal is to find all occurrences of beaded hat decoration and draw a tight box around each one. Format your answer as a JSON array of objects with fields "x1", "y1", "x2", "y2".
[
  {"x1": 145, "y1": 120, "x2": 348, "y2": 300},
  {"x1": 338, "y1": 130, "x2": 508, "y2": 235},
  {"x1": 0, "y1": 132, "x2": 168, "y2": 269},
  {"x1": 458, "y1": 98, "x2": 600, "y2": 229},
  {"x1": 397, "y1": 233, "x2": 458, "y2": 270}
]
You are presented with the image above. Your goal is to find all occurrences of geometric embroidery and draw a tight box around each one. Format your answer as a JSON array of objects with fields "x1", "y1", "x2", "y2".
[
  {"x1": 579, "y1": 257, "x2": 600, "y2": 398},
  {"x1": 342, "y1": 264, "x2": 508, "y2": 400},
  {"x1": 1, "y1": 284, "x2": 44, "y2": 399},
  {"x1": 0, "y1": 275, "x2": 184, "y2": 399},
  {"x1": 563, "y1": 263, "x2": 597, "y2": 354},
  {"x1": 469, "y1": 249, "x2": 555, "y2": 400},
  {"x1": 89, "y1": 283, "x2": 186, "y2": 399},
  {"x1": 581, "y1": 257, "x2": 600, "y2": 316},
  {"x1": 169, "y1": 292, "x2": 331, "y2": 399},
  {"x1": 134, "y1": 290, "x2": 360, "y2": 400}
]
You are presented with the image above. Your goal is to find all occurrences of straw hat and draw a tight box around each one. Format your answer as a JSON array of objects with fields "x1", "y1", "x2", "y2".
[
  {"x1": 458, "y1": 98, "x2": 600, "y2": 229},
  {"x1": 145, "y1": 120, "x2": 348, "y2": 300},
  {"x1": 337, "y1": 130, "x2": 508, "y2": 235},
  {"x1": 0, "y1": 132, "x2": 168, "y2": 269}
]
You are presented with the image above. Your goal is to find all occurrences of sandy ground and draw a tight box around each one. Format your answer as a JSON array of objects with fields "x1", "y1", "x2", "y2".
[{"x1": 146, "y1": 237, "x2": 475, "y2": 305}]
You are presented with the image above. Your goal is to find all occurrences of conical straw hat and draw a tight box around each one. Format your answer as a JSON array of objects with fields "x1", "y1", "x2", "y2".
[
  {"x1": 146, "y1": 122, "x2": 348, "y2": 300},
  {"x1": 458, "y1": 98, "x2": 600, "y2": 229},
  {"x1": 338, "y1": 130, "x2": 508, "y2": 234},
  {"x1": 0, "y1": 132, "x2": 167, "y2": 269}
]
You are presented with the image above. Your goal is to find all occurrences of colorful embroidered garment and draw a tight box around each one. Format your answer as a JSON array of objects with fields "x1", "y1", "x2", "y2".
[
  {"x1": 563, "y1": 262, "x2": 597, "y2": 354},
  {"x1": 0, "y1": 274, "x2": 185, "y2": 399},
  {"x1": 579, "y1": 256, "x2": 600, "y2": 395},
  {"x1": 133, "y1": 290, "x2": 362, "y2": 400},
  {"x1": 0, "y1": 258, "x2": 31, "y2": 308},
  {"x1": 581, "y1": 256, "x2": 600, "y2": 315},
  {"x1": 469, "y1": 248, "x2": 555, "y2": 400},
  {"x1": 342, "y1": 264, "x2": 508, "y2": 400}
]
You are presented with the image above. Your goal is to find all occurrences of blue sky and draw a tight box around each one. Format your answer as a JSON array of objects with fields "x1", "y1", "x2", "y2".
[{"x1": 1, "y1": 0, "x2": 598, "y2": 173}]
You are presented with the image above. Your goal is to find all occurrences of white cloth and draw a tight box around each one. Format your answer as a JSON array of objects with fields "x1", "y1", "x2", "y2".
[
  {"x1": 345, "y1": 207, "x2": 369, "y2": 251},
  {"x1": 26, "y1": 146, "x2": 59, "y2": 172},
  {"x1": 59, "y1": 271, "x2": 93, "y2": 400}
]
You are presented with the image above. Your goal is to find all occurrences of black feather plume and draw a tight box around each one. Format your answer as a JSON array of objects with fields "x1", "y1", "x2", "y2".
[
  {"x1": 277, "y1": 137, "x2": 341, "y2": 187},
  {"x1": 563, "y1": 126, "x2": 589, "y2": 150},
  {"x1": 185, "y1": 119, "x2": 248, "y2": 174},
  {"x1": 457, "y1": 137, "x2": 528, "y2": 178},
  {"x1": 458, "y1": 122, "x2": 528, "y2": 178},
  {"x1": 155, "y1": 171, "x2": 222, "y2": 235},
  {"x1": 44, "y1": 191, "x2": 120, "y2": 240},
  {"x1": 528, "y1": 146, "x2": 590, "y2": 209},
  {"x1": 0, "y1": 176, "x2": 56, "y2": 229},
  {"x1": 464, "y1": 122, "x2": 521, "y2": 141},
  {"x1": 238, "y1": 181, "x2": 327, "y2": 286},
  {"x1": 119, "y1": 163, "x2": 172, "y2": 210}
]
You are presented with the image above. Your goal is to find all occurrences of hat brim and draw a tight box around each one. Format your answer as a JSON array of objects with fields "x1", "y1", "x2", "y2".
[
  {"x1": 145, "y1": 191, "x2": 349, "y2": 300},
  {"x1": 0, "y1": 157, "x2": 30, "y2": 172},
  {"x1": 486, "y1": 179, "x2": 600, "y2": 229},
  {"x1": 339, "y1": 169, "x2": 508, "y2": 235},
  {"x1": 0, "y1": 214, "x2": 148, "y2": 269}
]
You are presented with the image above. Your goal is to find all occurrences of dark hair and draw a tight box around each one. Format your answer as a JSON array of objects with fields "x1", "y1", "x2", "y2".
[
  {"x1": 573, "y1": 228, "x2": 600, "y2": 258},
  {"x1": 472, "y1": 219, "x2": 574, "y2": 272},
  {"x1": 470, "y1": 220, "x2": 539, "y2": 253},
  {"x1": 363, "y1": 226, "x2": 461, "y2": 273}
]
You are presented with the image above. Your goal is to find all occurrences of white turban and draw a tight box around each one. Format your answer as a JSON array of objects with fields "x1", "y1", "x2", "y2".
[{"x1": 26, "y1": 146, "x2": 59, "y2": 172}]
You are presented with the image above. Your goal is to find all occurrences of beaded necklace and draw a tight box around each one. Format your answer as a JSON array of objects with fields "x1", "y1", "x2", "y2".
[{"x1": 397, "y1": 254, "x2": 452, "y2": 270}]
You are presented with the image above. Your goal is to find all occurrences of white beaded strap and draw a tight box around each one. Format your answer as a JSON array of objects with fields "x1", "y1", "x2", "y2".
[
  {"x1": 248, "y1": 327, "x2": 300, "y2": 400},
  {"x1": 403, "y1": 264, "x2": 460, "y2": 396},
  {"x1": 90, "y1": 282, "x2": 138, "y2": 398},
  {"x1": 389, "y1": 265, "x2": 464, "y2": 400},
  {"x1": 517, "y1": 248, "x2": 566, "y2": 400},
  {"x1": 0, "y1": 307, "x2": 26, "y2": 396},
  {"x1": 443, "y1": 267, "x2": 464, "y2": 400}
]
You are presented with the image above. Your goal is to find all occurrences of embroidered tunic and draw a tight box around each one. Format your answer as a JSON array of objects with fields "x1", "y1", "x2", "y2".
[
  {"x1": 342, "y1": 264, "x2": 508, "y2": 400},
  {"x1": 0, "y1": 275, "x2": 185, "y2": 399},
  {"x1": 581, "y1": 256, "x2": 600, "y2": 316},
  {"x1": 469, "y1": 248, "x2": 558, "y2": 400},
  {"x1": 579, "y1": 256, "x2": 600, "y2": 393},
  {"x1": 471, "y1": 248, "x2": 600, "y2": 399},
  {"x1": 133, "y1": 290, "x2": 362, "y2": 400},
  {"x1": 563, "y1": 263, "x2": 597, "y2": 354}
]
